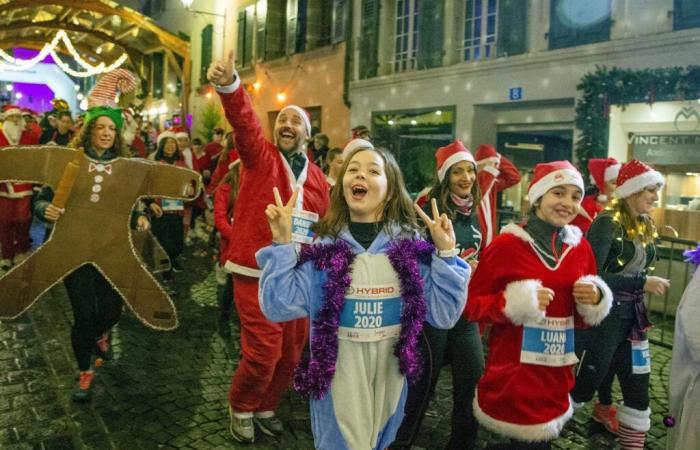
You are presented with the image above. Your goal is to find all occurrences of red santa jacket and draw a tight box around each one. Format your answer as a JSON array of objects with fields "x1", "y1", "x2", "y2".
[
  {"x1": 0, "y1": 130, "x2": 39, "y2": 198},
  {"x1": 477, "y1": 155, "x2": 521, "y2": 247},
  {"x1": 213, "y1": 182, "x2": 233, "y2": 266},
  {"x1": 570, "y1": 195, "x2": 603, "y2": 235},
  {"x1": 218, "y1": 82, "x2": 329, "y2": 276},
  {"x1": 466, "y1": 223, "x2": 612, "y2": 442}
]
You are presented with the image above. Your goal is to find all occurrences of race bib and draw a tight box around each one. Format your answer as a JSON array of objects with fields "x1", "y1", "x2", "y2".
[
  {"x1": 631, "y1": 340, "x2": 651, "y2": 374},
  {"x1": 161, "y1": 199, "x2": 184, "y2": 211},
  {"x1": 520, "y1": 316, "x2": 577, "y2": 367},
  {"x1": 338, "y1": 284, "x2": 402, "y2": 342},
  {"x1": 291, "y1": 209, "x2": 319, "y2": 244}
]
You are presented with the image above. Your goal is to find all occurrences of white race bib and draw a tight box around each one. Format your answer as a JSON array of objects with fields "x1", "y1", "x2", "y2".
[
  {"x1": 161, "y1": 199, "x2": 184, "y2": 211},
  {"x1": 291, "y1": 209, "x2": 319, "y2": 244},
  {"x1": 520, "y1": 316, "x2": 577, "y2": 367},
  {"x1": 338, "y1": 284, "x2": 402, "y2": 342},
  {"x1": 631, "y1": 340, "x2": 651, "y2": 374}
]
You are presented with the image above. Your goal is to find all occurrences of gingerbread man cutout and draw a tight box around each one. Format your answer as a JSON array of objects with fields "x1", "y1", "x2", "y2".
[{"x1": 0, "y1": 145, "x2": 201, "y2": 330}]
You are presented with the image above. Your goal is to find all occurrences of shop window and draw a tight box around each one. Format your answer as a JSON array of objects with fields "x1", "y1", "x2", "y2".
[
  {"x1": 548, "y1": 0, "x2": 611, "y2": 50},
  {"x1": 464, "y1": 0, "x2": 497, "y2": 61},
  {"x1": 359, "y1": 0, "x2": 380, "y2": 79},
  {"x1": 237, "y1": 6, "x2": 255, "y2": 68},
  {"x1": 496, "y1": 0, "x2": 527, "y2": 57},
  {"x1": 674, "y1": 0, "x2": 700, "y2": 30},
  {"x1": 394, "y1": 0, "x2": 420, "y2": 72},
  {"x1": 151, "y1": 52, "x2": 164, "y2": 99},
  {"x1": 372, "y1": 107, "x2": 455, "y2": 193},
  {"x1": 200, "y1": 25, "x2": 213, "y2": 86}
]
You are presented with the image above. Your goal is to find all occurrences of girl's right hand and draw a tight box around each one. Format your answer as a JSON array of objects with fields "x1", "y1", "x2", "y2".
[
  {"x1": 536, "y1": 287, "x2": 554, "y2": 311},
  {"x1": 149, "y1": 203, "x2": 163, "y2": 218},
  {"x1": 44, "y1": 204, "x2": 64, "y2": 222},
  {"x1": 265, "y1": 187, "x2": 298, "y2": 244},
  {"x1": 644, "y1": 276, "x2": 670, "y2": 296}
]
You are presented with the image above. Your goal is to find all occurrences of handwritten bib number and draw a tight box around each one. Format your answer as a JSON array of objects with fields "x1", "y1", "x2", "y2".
[
  {"x1": 631, "y1": 340, "x2": 651, "y2": 374},
  {"x1": 291, "y1": 209, "x2": 319, "y2": 244},
  {"x1": 338, "y1": 284, "x2": 402, "y2": 342},
  {"x1": 520, "y1": 316, "x2": 577, "y2": 367}
]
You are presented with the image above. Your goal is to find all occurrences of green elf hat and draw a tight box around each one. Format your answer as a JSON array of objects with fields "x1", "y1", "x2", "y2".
[{"x1": 84, "y1": 69, "x2": 139, "y2": 131}]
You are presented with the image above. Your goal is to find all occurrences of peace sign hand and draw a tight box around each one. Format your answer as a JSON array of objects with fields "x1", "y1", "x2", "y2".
[
  {"x1": 414, "y1": 199, "x2": 457, "y2": 252},
  {"x1": 265, "y1": 187, "x2": 299, "y2": 244}
]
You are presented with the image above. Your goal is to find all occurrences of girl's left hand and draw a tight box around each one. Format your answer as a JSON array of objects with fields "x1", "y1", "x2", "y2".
[
  {"x1": 573, "y1": 281, "x2": 600, "y2": 305},
  {"x1": 414, "y1": 198, "x2": 456, "y2": 252},
  {"x1": 137, "y1": 215, "x2": 150, "y2": 232}
]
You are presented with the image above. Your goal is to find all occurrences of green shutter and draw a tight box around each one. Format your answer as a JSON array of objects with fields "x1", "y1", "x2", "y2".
[
  {"x1": 497, "y1": 0, "x2": 527, "y2": 57},
  {"x1": 331, "y1": 0, "x2": 347, "y2": 44},
  {"x1": 237, "y1": 10, "x2": 246, "y2": 66},
  {"x1": 256, "y1": 0, "x2": 267, "y2": 62},
  {"x1": 359, "y1": 0, "x2": 379, "y2": 79},
  {"x1": 244, "y1": 6, "x2": 255, "y2": 65},
  {"x1": 200, "y1": 24, "x2": 213, "y2": 85},
  {"x1": 287, "y1": 0, "x2": 299, "y2": 55},
  {"x1": 416, "y1": 0, "x2": 444, "y2": 70},
  {"x1": 265, "y1": 0, "x2": 286, "y2": 60}
]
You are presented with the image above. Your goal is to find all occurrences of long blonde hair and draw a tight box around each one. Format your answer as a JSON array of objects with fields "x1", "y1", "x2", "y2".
[
  {"x1": 610, "y1": 196, "x2": 657, "y2": 244},
  {"x1": 314, "y1": 147, "x2": 418, "y2": 238}
]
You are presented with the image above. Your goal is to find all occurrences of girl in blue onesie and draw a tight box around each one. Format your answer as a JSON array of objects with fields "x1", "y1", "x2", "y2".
[{"x1": 256, "y1": 144, "x2": 469, "y2": 450}]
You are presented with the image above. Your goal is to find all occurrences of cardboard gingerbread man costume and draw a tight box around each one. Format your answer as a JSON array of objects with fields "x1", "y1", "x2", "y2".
[{"x1": 0, "y1": 145, "x2": 201, "y2": 329}]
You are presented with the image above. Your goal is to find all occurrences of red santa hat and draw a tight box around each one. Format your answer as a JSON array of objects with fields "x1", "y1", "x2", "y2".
[
  {"x1": 475, "y1": 143, "x2": 500, "y2": 165},
  {"x1": 436, "y1": 140, "x2": 476, "y2": 182},
  {"x1": 1, "y1": 104, "x2": 22, "y2": 118},
  {"x1": 279, "y1": 105, "x2": 311, "y2": 136},
  {"x1": 20, "y1": 107, "x2": 36, "y2": 117},
  {"x1": 528, "y1": 161, "x2": 584, "y2": 205},
  {"x1": 157, "y1": 130, "x2": 177, "y2": 146},
  {"x1": 587, "y1": 157, "x2": 621, "y2": 202},
  {"x1": 614, "y1": 160, "x2": 664, "y2": 199},
  {"x1": 170, "y1": 126, "x2": 189, "y2": 139},
  {"x1": 342, "y1": 138, "x2": 374, "y2": 156}
]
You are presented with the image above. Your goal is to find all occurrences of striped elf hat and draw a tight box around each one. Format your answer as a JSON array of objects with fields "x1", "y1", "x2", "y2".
[{"x1": 83, "y1": 69, "x2": 139, "y2": 131}]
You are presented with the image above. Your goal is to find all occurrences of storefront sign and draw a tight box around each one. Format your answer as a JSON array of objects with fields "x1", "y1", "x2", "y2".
[{"x1": 629, "y1": 133, "x2": 700, "y2": 165}]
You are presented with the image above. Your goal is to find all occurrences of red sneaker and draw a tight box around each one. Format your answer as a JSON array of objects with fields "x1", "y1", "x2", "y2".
[
  {"x1": 72, "y1": 370, "x2": 94, "y2": 402},
  {"x1": 592, "y1": 402, "x2": 619, "y2": 434}
]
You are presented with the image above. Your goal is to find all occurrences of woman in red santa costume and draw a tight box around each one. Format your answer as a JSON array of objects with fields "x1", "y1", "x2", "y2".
[
  {"x1": 207, "y1": 51, "x2": 329, "y2": 443},
  {"x1": 466, "y1": 161, "x2": 612, "y2": 449},
  {"x1": 0, "y1": 104, "x2": 39, "y2": 271},
  {"x1": 571, "y1": 160, "x2": 669, "y2": 450},
  {"x1": 570, "y1": 157, "x2": 621, "y2": 234}
]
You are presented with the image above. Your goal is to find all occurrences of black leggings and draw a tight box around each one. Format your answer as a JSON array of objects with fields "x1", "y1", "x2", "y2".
[
  {"x1": 64, "y1": 265, "x2": 123, "y2": 371},
  {"x1": 393, "y1": 317, "x2": 484, "y2": 449},
  {"x1": 151, "y1": 214, "x2": 184, "y2": 262},
  {"x1": 572, "y1": 305, "x2": 650, "y2": 411}
]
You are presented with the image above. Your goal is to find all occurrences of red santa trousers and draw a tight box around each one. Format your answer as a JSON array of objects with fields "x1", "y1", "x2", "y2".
[
  {"x1": 0, "y1": 197, "x2": 32, "y2": 260},
  {"x1": 228, "y1": 274, "x2": 308, "y2": 412}
]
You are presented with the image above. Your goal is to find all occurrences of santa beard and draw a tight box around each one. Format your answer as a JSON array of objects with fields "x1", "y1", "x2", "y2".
[
  {"x1": 2, "y1": 118, "x2": 25, "y2": 145},
  {"x1": 122, "y1": 117, "x2": 137, "y2": 146}
]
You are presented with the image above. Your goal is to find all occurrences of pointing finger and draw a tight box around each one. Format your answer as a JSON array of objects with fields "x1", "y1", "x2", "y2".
[{"x1": 431, "y1": 198, "x2": 440, "y2": 222}]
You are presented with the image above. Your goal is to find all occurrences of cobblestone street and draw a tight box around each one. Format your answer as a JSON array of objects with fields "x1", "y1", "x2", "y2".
[{"x1": 0, "y1": 232, "x2": 673, "y2": 449}]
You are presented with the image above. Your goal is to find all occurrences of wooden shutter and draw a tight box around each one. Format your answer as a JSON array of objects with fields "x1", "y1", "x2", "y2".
[
  {"x1": 497, "y1": 0, "x2": 527, "y2": 57},
  {"x1": 417, "y1": 0, "x2": 444, "y2": 70},
  {"x1": 265, "y1": 0, "x2": 286, "y2": 60},
  {"x1": 331, "y1": 0, "x2": 347, "y2": 44},
  {"x1": 256, "y1": 0, "x2": 267, "y2": 62},
  {"x1": 286, "y1": 0, "x2": 299, "y2": 55},
  {"x1": 200, "y1": 24, "x2": 213, "y2": 85},
  {"x1": 359, "y1": 0, "x2": 380, "y2": 79},
  {"x1": 237, "y1": 10, "x2": 246, "y2": 66}
]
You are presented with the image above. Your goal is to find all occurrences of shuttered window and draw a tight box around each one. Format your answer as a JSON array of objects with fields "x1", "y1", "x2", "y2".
[
  {"x1": 359, "y1": 0, "x2": 379, "y2": 79},
  {"x1": 200, "y1": 24, "x2": 213, "y2": 85},
  {"x1": 256, "y1": 0, "x2": 267, "y2": 62},
  {"x1": 265, "y1": 0, "x2": 287, "y2": 60},
  {"x1": 331, "y1": 0, "x2": 347, "y2": 44},
  {"x1": 496, "y1": 0, "x2": 526, "y2": 57},
  {"x1": 237, "y1": 7, "x2": 255, "y2": 68},
  {"x1": 417, "y1": 0, "x2": 443, "y2": 70},
  {"x1": 548, "y1": 0, "x2": 611, "y2": 50}
]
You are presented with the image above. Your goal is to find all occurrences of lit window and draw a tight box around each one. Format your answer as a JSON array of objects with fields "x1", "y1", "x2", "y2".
[
  {"x1": 464, "y1": 0, "x2": 497, "y2": 61},
  {"x1": 394, "y1": 0, "x2": 419, "y2": 73}
]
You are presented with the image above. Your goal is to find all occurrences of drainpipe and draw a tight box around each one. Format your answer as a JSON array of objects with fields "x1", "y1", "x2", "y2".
[{"x1": 342, "y1": 0, "x2": 354, "y2": 108}]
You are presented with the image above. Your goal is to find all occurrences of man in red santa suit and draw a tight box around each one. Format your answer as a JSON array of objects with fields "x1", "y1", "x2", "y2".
[
  {"x1": 570, "y1": 157, "x2": 621, "y2": 234},
  {"x1": 207, "y1": 52, "x2": 329, "y2": 444},
  {"x1": 474, "y1": 144, "x2": 521, "y2": 247},
  {"x1": 0, "y1": 105, "x2": 40, "y2": 270}
]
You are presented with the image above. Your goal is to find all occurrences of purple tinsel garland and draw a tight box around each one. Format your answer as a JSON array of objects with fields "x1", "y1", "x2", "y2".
[
  {"x1": 292, "y1": 237, "x2": 434, "y2": 400},
  {"x1": 683, "y1": 244, "x2": 700, "y2": 265}
]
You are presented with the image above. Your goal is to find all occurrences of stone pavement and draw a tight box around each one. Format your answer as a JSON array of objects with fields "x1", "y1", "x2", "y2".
[{"x1": 0, "y1": 232, "x2": 674, "y2": 449}]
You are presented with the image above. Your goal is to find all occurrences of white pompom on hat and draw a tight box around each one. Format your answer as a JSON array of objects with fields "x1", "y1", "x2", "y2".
[
  {"x1": 528, "y1": 160, "x2": 584, "y2": 206},
  {"x1": 614, "y1": 160, "x2": 665, "y2": 199},
  {"x1": 435, "y1": 140, "x2": 476, "y2": 182},
  {"x1": 278, "y1": 105, "x2": 311, "y2": 137}
]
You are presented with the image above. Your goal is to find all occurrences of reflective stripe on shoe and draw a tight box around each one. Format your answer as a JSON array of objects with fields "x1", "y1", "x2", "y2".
[{"x1": 228, "y1": 406, "x2": 254, "y2": 443}]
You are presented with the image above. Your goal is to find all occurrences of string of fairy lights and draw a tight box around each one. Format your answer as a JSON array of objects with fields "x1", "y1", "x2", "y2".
[{"x1": 0, "y1": 30, "x2": 127, "y2": 77}]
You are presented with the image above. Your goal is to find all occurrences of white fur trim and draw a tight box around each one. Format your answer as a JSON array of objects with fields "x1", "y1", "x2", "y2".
[
  {"x1": 501, "y1": 223, "x2": 533, "y2": 243},
  {"x1": 617, "y1": 406, "x2": 651, "y2": 432},
  {"x1": 481, "y1": 165, "x2": 499, "y2": 176},
  {"x1": 342, "y1": 138, "x2": 374, "y2": 157},
  {"x1": 561, "y1": 225, "x2": 582, "y2": 247},
  {"x1": 224, "y1": 260, "x2": 262, "y2": 277},
  {"x1": 528, "y1": 168, "x2": 584, "y2": 206},
  {"x1": 279, "y1": 105, "x2": 311, "y2": 136},
  {"x1": 157, "y1": 131, "x2": 176, "y2": 146},
  {"x1": 214, "y1": 69, "x2": 242, "y2": 93},
  {"x1": 437, "y1": 151, "x2": 476, "y2": 182},
  {"x1": 2, "y1": 107, "x2": 21, "y2": 117},
  {"x1": 615, "y1": 170, "x2": 665, "y2": 199},
  {"x1": 575, "y1": 274, "x2": 613, "y2": 326},
  {"x1": 474, "y1": 392, "x2": 573, "y2": 442},
  {"x1": 503, "y1": 279, "x2": 543, "y2": 325},
  {"x1": 174, "y1": 131, "x2": 189, "y2": 138},
  {"x1": 477, "y1": 156, "x2": 500, "y2": 165},
  {"x1": 596, "y1": 193, "x2": 608, "y2": 202},
  {"x1": 604, "y1": 163, "x2": 621, "y2": 182}
]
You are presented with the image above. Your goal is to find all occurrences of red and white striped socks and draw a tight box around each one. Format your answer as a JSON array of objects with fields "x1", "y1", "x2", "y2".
[
  {"x1": 617, "y1": 424, "x2": 646, "y2": 449},
  {"x1": 616, "y1": 405, "x2": 650, "y2": 450}
]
